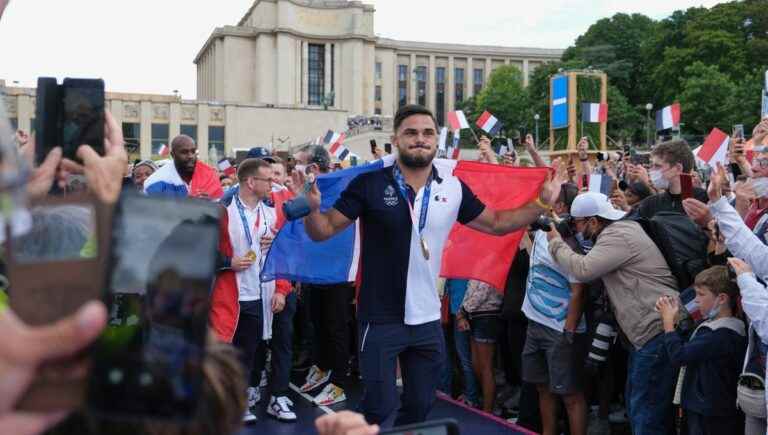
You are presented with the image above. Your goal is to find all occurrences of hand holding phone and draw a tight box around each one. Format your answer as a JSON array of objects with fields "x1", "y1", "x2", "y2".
[
  {"x1": 384, "y1": 143, "x2": 392, "y2": 154},
  {"x1": 370, "y1": 139, "x2": 377, "y2": 155}
]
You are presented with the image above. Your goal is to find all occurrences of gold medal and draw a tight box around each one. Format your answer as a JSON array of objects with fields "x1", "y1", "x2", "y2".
[
  {"x1": 420, "y1": 237, "x2": 430, "y2": 261},
  {"x1": 245, "y1": 250, "x2": 257, "y2": 262}
]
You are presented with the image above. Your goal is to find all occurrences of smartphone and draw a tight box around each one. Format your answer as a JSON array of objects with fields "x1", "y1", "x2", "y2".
[
  {"x1": 35, "y1": 77, "x2": 104, "y2": 165},
  {"x1": 733, "y1": 124, "x2": 745, "y2": 141},
  {"x1": 680, "y1": 173, "x2": 693, "y2": 200},
  {"x1": 730, "y1": 162, "x2": 743, "y2": 179},
  {"x1": 385, "y1": 143, "x2": 392, "y2": 154},
  {"x1": 87, "y1": 193, "x2": 220, "y2": 420},
  {"x1": 370, "y1": 139, "x2": 377, "y2": 155},
  {"x1": 7, "y1": 193, "x2": 111, "y2": 412},
  {"x1": 380, "y1": 418, "x2": 460, "y2": 435},
  {"x1": 597, "y1": 152, "x2": 605, "y2": 162}
]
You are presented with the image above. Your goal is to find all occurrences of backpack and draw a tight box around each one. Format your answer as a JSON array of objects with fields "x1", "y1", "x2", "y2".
[{"x1": 635, "y1": 211, "x2": 709, "y2": 291}]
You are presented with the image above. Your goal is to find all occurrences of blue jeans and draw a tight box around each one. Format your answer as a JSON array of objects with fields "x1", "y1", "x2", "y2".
[
  {"x1": 454, "y1": 321, "x2": 480, "y2": 404},
  {"x1": 626, "y1": 333, "x2": 676, "y2": 435}
]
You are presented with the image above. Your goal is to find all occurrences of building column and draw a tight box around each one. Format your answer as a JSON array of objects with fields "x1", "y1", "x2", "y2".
[
  {"x1": 140, "y1": 101, "x2": 152, "y2": 160},
  {"x1": 409, "y1": 53, "x2": 416, "y2": 104},
  {"x1": 302, "y1": 41, "x2": 309, "y2": 105},
  {"x1": 17, "y1": 94, "x2": 33, "y2": 133},
  {"x1": 225, "y1": 105, "x2": 237, "y2": 157},
  {"x1": 467, "y1": 57, "x2": 474, "y2": 98},
  {"x1": 197, "y1": 104, "x2": 210, "y2": 163},
  {"x1": 324, "y1": 42, "x2": 332, "y2": 105},
  {"x1": 447, "y1": 56, "x2": 455, "y2": 113},
  {"x1": 170, "y1": 102, "x2": 181, "y2": 140},
  {"x1": 110, "y1": 99, "x2": 123, "y2": 128},
  {"x1": 485, "y1": 58, "x2": 492, "y2": 83},
  {"x1": 427, "y1": 55, "x2": 436, "y2": 113},
  {"x1": 504, "y1": 58, "x2": 510, "y2": 66},
  {"x1": 523, "y1": 59, "x2": 530, "y2": 87}
]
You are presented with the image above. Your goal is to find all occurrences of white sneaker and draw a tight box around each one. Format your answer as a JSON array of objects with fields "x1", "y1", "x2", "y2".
[
  {"x1": 259, "y1": 370, "x2": 268, "y2": 387},
  {"x1": 312, "y1": 383, "x2": 346, "y2": 406},
  {"x1": 267, "y1": 395, "x2": 297, "y2": 422},
  {"x1": 300, "y1": 365, "x2": 331, "y2": 393},
  {"x1": 243, "y1": 408, "x2": 258, "y2": 423},
  {"x1": 247, "y1": 386, "x2": 261, "y2": 409}
]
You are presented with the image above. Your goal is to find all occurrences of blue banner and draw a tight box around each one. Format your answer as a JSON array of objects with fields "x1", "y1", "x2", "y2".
[{"x1": 551, "y1": 75, "x2": 569, "y2": 129}]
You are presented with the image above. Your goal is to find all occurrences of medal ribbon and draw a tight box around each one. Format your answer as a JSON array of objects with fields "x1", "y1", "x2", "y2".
[
  {"x1": 392, "y1": 164, "x2": 432, "y2": 240},
  {"x1": 234, "y1": 195, "x2": 267, "y2": 251}
]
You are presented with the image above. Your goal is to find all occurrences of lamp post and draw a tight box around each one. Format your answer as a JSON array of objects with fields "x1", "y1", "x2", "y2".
[
  {"x1": 645, "y1": 103, "x2": 653, "y2": 147},
  {"x1": 534, "y1": 113, "x2": 540, "y2": 146}
]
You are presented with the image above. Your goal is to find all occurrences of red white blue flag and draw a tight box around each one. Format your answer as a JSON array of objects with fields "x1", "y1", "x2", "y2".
[
  {"x1": 476, "y1": 110, "x2": 503, "y2": 135},
  {"x1": 655, "y1": 103, "x2": 681, "y2": 131}
]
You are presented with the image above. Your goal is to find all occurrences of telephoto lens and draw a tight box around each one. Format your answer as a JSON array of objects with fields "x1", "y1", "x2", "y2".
[
  {"x1": 585, "y1": 312, "x2": 617, "y2": 374},
  {"x1": 529, "y1": 215, "x2": 552, "y2": 232}
]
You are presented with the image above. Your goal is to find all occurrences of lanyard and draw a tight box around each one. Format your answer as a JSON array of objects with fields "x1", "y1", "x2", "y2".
[
  {"x1": 393, "y1": 165, "x2": 433, "y2": 260},
  {"x1": 234, "y1": 195, "x2": 267, "y2": 250}
]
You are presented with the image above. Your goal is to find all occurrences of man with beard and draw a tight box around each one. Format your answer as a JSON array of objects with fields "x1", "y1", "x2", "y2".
[
  {"x1": 298, "y1": 104, "x2": 563, "y2": 426},
  {"x1": 144, "y1": 135, "x2": 223, "y2": 199}
]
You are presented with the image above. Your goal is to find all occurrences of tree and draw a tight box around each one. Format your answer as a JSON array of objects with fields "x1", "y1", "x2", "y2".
[
  {"x1": 679, "y1": 62, "x2": 738, "y2": 134},
  {"x1": 475, "y1": 65, "x2": 530, "y2": 139}
]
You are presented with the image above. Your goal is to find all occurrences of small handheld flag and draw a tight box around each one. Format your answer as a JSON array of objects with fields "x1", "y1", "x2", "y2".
[
  {"x1": 587, "y1": 173, "x2": 614, "y2": 196},
  {"x1": 218, "y1": 159, "x2": 236, "y2": 177},
  {"x1": 696, "y1": 128, "x2": 730, "y2": 167},
  {"x1": 158, "y1": 144, "x2": 169, "y2": 157},
  {"x1": 581, "y1": 103, "x2": 608, "y2": 123},
  {"x1": 655, "y1": 103, "x2": 681, "y2": 131},
  {"x1": 476, "y1": 110, "x2": 503, "y2": 135},
  {"x1": 323, "y1": 130, "x2": 350, "y2": 161},
  {"x1": 447, "y1": 110, "x2": 470, "y2": 131}
]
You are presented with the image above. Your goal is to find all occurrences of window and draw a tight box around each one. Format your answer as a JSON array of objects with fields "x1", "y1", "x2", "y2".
[
  {"x1": 180, "y1": 124, "x2": 197, "y2": 144},
  {"x1": 122, "y1": 122, "x2": 140, "y2": 155},
  {"x1": 375, "y1": 108, "x2": 382, "y2": 115},
  {"x1": 9, "y1": 118, "x2": 17, "y2": 132},
  {"x1": 308, "y1": 44, "x2": 325, "y2": 106},
  {"x1": 29, "y1": 118, "x2": 36, "y2": 134},
  {"x1": 208, "y1": 126, "x2": 225, "y2": 160},
  {"x1": 151, "y1": 123, "x2": 169, "y2": 155},
  {"x1": 398, "y1": 65, "x2": 408, "y2": 108},
  {"x1": 436, "y1": 67, "x2": 446, "y2": 126},
  {"x1": 474, "y1": 68, "x2": 484, "y2": 94},
  {"x1": 455, "y1": 68, "x2": 465, "y2": 104},
  {"x1": 375, "y1": 62, "x2": 382, "y2": 81},
  {"x1": 375, "y1": 85, "x2": 382, "y2": 102},
  {"x1": 415, "y1": 66, "x2": 427, "y2": 107}
]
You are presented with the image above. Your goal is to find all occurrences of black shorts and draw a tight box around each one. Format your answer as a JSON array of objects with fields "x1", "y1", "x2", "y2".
[
  {"x1": 521, "y1": 321, "x2": 588, "y2": 395},
  {"x1": 468, "y1": 312, "x2": 501, "y2": 344}
]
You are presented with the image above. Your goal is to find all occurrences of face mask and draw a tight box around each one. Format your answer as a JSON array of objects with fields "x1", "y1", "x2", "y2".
[
  {"x1": 650, "y1": 169, "x2": 669, "y2": 190},
  {"x1": 753, "y1": 177, "x2": 768, "y2": 198},
  {"x1": 575, "y1": 232, "x2": 594, "y2": 252},
  {"x1": 705, "y1": 299, "x2": 722, "y2": 321}
]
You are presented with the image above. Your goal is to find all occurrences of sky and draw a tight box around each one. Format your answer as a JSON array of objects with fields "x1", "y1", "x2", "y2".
[{"x1": 0, "y1": 0, "x2": 723, "y2": 98}]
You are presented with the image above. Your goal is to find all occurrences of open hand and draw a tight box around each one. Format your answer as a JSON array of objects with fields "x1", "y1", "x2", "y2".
[
  {"x1": 682, "y1": 198, "x2": 713, "y2": 228},
  {"x1": 728, "y1": 257, "x2": 753, "y2": 276}
]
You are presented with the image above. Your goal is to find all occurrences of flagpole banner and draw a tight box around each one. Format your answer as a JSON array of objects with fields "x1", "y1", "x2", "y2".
[
  {"x1": 551, "y1": 75, "x2": 569, "y2": 129},
  {"x1": 655, "y1": 103, "x2": 681, "y2": 131}
]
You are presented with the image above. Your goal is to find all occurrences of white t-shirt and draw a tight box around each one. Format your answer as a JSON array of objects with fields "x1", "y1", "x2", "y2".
[{"x1": 522, "y1": 230, "x2": 587, "y2": 333}]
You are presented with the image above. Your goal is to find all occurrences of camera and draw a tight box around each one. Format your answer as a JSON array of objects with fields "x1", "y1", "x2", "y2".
[{"x1": 530, "y1": 214, "x2": 574, "y2": 238}]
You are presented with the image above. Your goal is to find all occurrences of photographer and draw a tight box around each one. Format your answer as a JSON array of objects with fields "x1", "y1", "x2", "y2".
[
  {"x1": 521, "y1": 183, "x2": 589, "y2": 435},
  {"x1": 546, "y1": 192, "x2": 680, "y2": 435}
]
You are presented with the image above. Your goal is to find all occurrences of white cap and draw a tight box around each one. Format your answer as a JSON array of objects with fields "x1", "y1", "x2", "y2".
[{"x1": 571, "y1": 192, "x2": 626, "y2": 221}]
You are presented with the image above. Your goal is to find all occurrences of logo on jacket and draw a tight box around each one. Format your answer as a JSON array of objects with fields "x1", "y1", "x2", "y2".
[
  {"x1": 384, "y1": 185, "x2": 399, "y2": 207},
  {"x1": 434, "y1": 195, "x2": 448, "y2": 203}
]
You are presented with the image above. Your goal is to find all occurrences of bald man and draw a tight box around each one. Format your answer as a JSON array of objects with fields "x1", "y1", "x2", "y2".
[{"x1": 144, "y1": 135, "x2": 223, "y2": 199}]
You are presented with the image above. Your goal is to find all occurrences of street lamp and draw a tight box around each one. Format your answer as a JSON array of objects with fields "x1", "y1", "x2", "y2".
[
  {"x1": 534, "y1": 113, "x2": 540, "y2": 146},
  {"x1": 645, "y1": 103, "x2": 653, "y2": 147}
]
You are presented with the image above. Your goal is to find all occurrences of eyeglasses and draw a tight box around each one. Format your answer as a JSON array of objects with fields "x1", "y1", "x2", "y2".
[{"x1": 755, "y1": 159, "x2": 768, "y2": 169}]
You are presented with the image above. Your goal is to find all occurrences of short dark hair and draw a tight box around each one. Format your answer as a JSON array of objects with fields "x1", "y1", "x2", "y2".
[
  {"x1": 558, "y1": 183, "x2": 579, "y2": 210},
  {"x1": 394, "y1": 104, "x2": 438, "y2": 133},
  {"x1": 237, "y1": 158, "x2": 271, "y2": 182},
  {"x1": 694, "y1": 265, "x2": 739, "y2": 310},
  {"x1": 651, "y1": 139, "x2": 695, "y2": 173}
]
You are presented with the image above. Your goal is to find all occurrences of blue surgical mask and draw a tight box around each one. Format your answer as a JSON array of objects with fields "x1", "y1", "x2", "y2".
[
  {"x1": 575, "y1": 232, "x2": 594, "y2": 252},
  {"x1": 705, "y1": 301, "x2": 722, "y2": 321}
]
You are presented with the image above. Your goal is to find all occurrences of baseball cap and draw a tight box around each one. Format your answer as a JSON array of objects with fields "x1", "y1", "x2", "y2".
[
  {"x1": 247, "y1": 147, "x2": 271, "y2": 159},
  {"x1": 571, "y1": 192, "x2": 626, "y2": 221}
]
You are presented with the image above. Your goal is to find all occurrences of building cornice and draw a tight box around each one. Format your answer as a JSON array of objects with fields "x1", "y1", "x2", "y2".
[
  {"x1": 375, "y1": 37, "x2": 564, "y2": 60},
  {"x1": 237, "y1": 0, "x2": 374, "y2": 27}
]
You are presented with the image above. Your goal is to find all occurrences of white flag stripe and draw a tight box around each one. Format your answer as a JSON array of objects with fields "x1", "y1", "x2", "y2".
[{"x1": 552, "y1": 97, "x2": 567, "y2": 106}]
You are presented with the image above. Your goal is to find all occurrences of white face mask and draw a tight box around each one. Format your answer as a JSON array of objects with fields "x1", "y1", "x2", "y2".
[
  {"x1": 650, "y1": 169, "x2": 669, "y2": 190},
  {"x1": 753, "y1": 177, "x2": 768, "y2": 198}
]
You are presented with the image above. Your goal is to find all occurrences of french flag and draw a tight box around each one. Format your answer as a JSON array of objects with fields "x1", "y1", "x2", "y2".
[
  {"x1": 261, "y1": 155, "x2": 549, "y2": 290},
  {"x1": 588, "y1": 173, "x2": 614, "y2": 196},
  {"x1": 696, "y1": 128, "x2": 730, "y2": 167},
  {"x1": 324, "y1": 130, "x2": 349, "y2": 161},
  {"x1": 217, "y1": 159, "x2": 236, "y2": 177},
  {"x1": 476, "y1": 110, "x2": 503, "y2": 135},
  {"x1": 581, "y1": 103, "x2": 608, "y2": 123},
  {"x1": 655, "y1": 103, "x2": 681, "y2": 131},
  {"x1": 438, "y1": 127, "x2": 449, "y2": 151},
  {"x1": 447, "y1": 110, "x2": 470, "y2": 131},
  {"x1": 158, "y1": 144, "x2": 170, "y2": 157}
]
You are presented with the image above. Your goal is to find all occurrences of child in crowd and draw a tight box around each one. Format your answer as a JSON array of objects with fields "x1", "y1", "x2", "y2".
[{"x1": 656, "y1": 265, "x2": 747, "y2": 435}]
